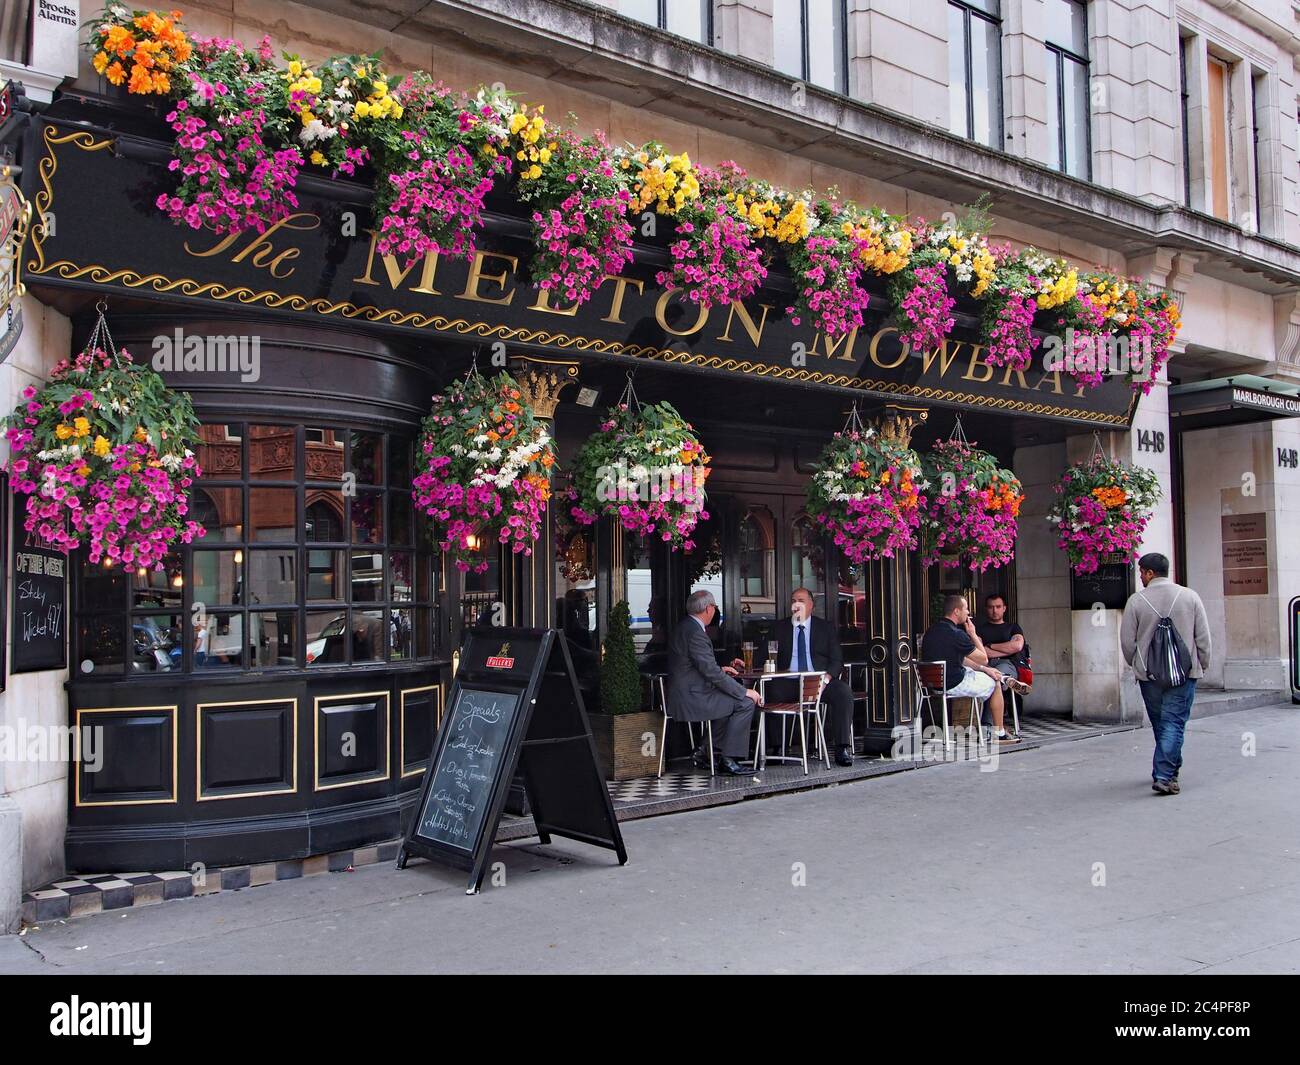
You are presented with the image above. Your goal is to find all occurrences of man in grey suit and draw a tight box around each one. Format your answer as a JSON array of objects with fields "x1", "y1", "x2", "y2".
[
  {"x1": 667, "y1": 590, "x2": 762, "y2": 775},
  {"x1": 1120, "y1": 552, "x2": 1212, "y2": 796}
]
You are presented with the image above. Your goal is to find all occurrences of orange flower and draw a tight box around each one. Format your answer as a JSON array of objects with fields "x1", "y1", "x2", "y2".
[
  {"x1": 105, "y1": 60, "x2": 127, "y2": 86},
  {"x1": 541, "y1": 452, "x2": 555, "y2": 467}
]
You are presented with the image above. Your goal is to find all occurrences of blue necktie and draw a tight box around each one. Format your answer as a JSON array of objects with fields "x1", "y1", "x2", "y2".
[{"x1": 796, "y1": 624, "x2": 809, "y2": 673}]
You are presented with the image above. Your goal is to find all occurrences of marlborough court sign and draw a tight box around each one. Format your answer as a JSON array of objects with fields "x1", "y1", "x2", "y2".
[{"x1": 24, "y1": 118, "x2": 1136, "y2": 426}]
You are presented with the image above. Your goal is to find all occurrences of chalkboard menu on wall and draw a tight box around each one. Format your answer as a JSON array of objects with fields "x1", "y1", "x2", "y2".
[
  {"x1": 11, "y1": 542, "x2": 67, "y2": 673},
  {"x1": 399, "y1": 626, "x2": 626, "y2": 894},
  {"x1": 417, "y1": 687, "x2": 522, "y2": 853},
  {"x1": 1070, "y1": 562, "x2": 1133, "y2": 611}
]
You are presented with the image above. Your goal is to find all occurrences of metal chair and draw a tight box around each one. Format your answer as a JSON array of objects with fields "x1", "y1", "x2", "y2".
[
  {"x1": 755, "y1": 671, "x2": 829, "y2": 774},
  {"x1": 913, "y1": 661, "x2": 987, "y2": 754},
  {"x1": 655, "y1": 675, "x2": 714, "y2": 777}
]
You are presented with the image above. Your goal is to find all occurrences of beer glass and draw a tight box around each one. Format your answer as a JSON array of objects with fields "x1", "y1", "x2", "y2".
[{"x1": 741, "y1": 641, "x2": 754, "y2": 671}]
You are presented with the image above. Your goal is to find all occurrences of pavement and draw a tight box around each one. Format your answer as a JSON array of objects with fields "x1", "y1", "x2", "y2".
[{"x1": 2, "y1": 700, "x2": 1297, "y2": 975}]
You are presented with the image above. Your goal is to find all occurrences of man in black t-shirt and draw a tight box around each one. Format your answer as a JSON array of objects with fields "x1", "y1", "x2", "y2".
[
  {"x1": 920, "y1": 594, "x2": 1022, "y2": 744},
  {"x1": 976, "y1": 594, "x2": 1029, "y2": 687}
]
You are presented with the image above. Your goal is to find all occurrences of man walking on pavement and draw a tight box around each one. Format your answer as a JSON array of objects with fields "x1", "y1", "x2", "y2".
[{"x1": 1120, "y1": 552, "x2": 1212, "y2": 796}]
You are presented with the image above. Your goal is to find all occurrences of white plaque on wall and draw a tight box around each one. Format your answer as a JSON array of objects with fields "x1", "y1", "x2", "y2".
[{"x1": 28, "y1": 0, "x2": 80, "y2": 78}]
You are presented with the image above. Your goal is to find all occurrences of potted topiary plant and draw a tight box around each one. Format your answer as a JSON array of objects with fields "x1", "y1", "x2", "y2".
[{"x1": 589, "y1": 600, "x2": 662, "y2": 780}]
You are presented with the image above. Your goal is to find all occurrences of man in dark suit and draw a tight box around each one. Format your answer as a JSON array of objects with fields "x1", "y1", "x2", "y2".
[
  {"x1": 762, "y1": 587, "x2": 856, "y2": 766},
  {"x1": 667, "y1": 589, "x2": 762, "y2": 775}
]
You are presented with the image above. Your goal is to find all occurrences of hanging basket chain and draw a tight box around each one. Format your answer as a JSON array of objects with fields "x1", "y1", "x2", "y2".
[
  {"x1": 948, "y1": 413, "x2": 970, "y2": 446},
  {"x1": 1089, "y1": 430, "x2": 1107, "y2": 464},
  {"x1": 841, "y1": 402, "x2": 866, "y2": 436},
  {"x1": 85, "y1": 299, "x2": 120, "y2": 366},
  {"x1": 616, "y1": 370, "x2": 642, "y2": 412}
]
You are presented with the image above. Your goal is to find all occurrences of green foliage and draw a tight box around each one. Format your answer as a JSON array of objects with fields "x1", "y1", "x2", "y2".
[{"x1": 600, "y1": 600, "x2": 643, "y2": 716}]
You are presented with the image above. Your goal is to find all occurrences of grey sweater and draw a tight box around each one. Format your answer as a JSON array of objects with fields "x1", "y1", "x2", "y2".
[{"x1": 1120, "y1": 577, "x2": 1212, "y2": 681}]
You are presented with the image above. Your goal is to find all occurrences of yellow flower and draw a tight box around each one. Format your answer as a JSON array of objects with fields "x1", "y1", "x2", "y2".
[
  {"x1": 93, "y1": 51, "x2": 110, "y2": 74},
  {"x1": 93, "y1": 435, "x2": 112, "y2": 457},
  {"x1": 55, "y1": 424, "x2": 73, "y2": 440},
  {"x1": 354, "y1": 100, "x2": 370, "y2": 118},
  {"x1": 310, "y1": 150, "x2": 326, "y2": 166},
  {"x1": 288, "y1": 59, "x2": 302, "y2": 77},
  {"x1": 74, "y1": 416, "x2": 91, "y2": 437}
]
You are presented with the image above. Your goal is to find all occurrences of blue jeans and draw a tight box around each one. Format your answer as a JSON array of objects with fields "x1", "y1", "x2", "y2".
[{"x1": 1138, "y1": 678, "x2": 1197, "y2": 783}]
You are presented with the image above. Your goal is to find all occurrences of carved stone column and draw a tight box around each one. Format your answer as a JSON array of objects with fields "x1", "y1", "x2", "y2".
[
  {"x1": 860, "y1": 404, "x2": 927, "y2": 754},
  {"x1": 507, "y1": 356, "x2": 579, "y2": 629}
]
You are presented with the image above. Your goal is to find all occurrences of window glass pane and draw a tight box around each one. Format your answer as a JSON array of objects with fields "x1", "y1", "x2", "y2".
[
  {"x1": 305, "y1": 492, "x2": 345, "y2": 543},
  {"x1": 390, "y1": 608, "x2": 414, "y2": 660},
  {"x1": 192, "y1": 550, "x2": 243, "y2": 608},
  {"x1": 248, "y1": 425, "x2": 296, "y2": 481},
  {"x1": 390, "y1": 496, "x2": 413, "y2": 546},
  {"x1": 352, "y1": 431, "x2": 383, "y2": 485},
  {"x1": 739, "y1": 505, "x2": 776, "y2": 649},
  {"x1": 685, "y1": 507, "x2": 724, "y2": 652},
  {"x1": 351, "y1": 491, "x2": 384, "y2": 544},
  {"x1": 391, "y1": 551, "x2": 414, "y2": 603},
  {"x1": 773, "y1": 0, "x2": 804, "y2": 79},
  {"x1": 308, "y1": 549, "x2": 344, "y2": 602},
  {"x1": 790, "y1": 514, "x2": 826, "y2": 618},
  {"x1": 417, "y1": 606, "x2": 433, "y2": 659},
  {"x1": 388, "y1": 436, "x2": 412, "y2": 490},
  {"x1": 130, "y1": 557, "x2": 183, "y2": 611},
  {"x1": 198, "y1": 612, "x2": 244, "y2": 669},
  {"x1": 193, "y1": 487, "x2": 241, "y2": 542},
  {"x1": 1045, "y1": 52, "x2": 1061, "y2": 170},
  {"x1": 78, "y1": 615, "x2": 125, "y2": 675},
  {"x1": 251, "y1": 611, "x2": 296, "y2": 668},
  {"x1": 625, "y1": 533, "x2": 669, "y2": 659},
  {"x1": 1044, "y1": 0, "x2": 1086, "y2": 56},
  {"x1": 416, "y1": 551, "x2": 433, "y2": 602},
  {"x1": 306, "y1": 610, "x2": 348, "y2": 665},
  {"x1": 353, "y1": 610, "x2": 385, "y2": 663},
  {"x1": 806, "y1": 0, "x2": 844, "y2": 91},
  {"x1": 622, "y1": 0, "x2": 659, "y2": 28},
  {"x1": 247, "y1": 548, "x2": 297, "y2": 605},
  {"x1": 836, "y1": 558, "x2": 867, "y2": 644},
  {"x1": 304, "y1": 427, "x2": 345, "y2": 482},
  {"x1": 80, "y1": 561, "x2": 124, "y2": 609},
  {"x1": 665, "y1": 0, "x2": 708, "y2": 42},
  {"x1": 132, "y1": 613, "x2": 182, "y2": 673},
  {"x1": 948, "y1": 4, "x2": 969, "y2": 136},
  {"x1": 249, "y1": 487, "x2": 297, "y2": 541},
  {"x1": 1064, "y1": 55, "x2": 1089, "y2": 179},
  {"x1": 351, "y1": 550, "x2": 385, "y2": 603},
  {"x1": 970, "y1": 13, "x2": 1001, "y2": 147},
  {"x1": 195, "y1": 424, "x2": 242, "y2": 480},
  {"x1": 462, "y1": 554, "x2": 499, "y2": 626}
]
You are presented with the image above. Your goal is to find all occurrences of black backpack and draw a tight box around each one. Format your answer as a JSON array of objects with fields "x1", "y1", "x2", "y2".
[{"x1": 1140, "y1": 590, "x2": 1192, "y2": 689}]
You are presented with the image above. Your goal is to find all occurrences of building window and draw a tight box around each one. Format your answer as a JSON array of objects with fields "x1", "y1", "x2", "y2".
[
  {"x1": 1044, "y1": 0, "x2": 1089, "y2": 178},
  {"x1": 0, "y1": 0, "x2": 29, "y2": 64},
  {"x1": 773, "y1": 0, "x2": 848, "y2": 93},
  {"x1": 621, "y1": 0, "x2": 712, "y2": 44},
  {"x1": 1180, "y1": 36, "x2": 1192, "y2": 206},
  {"x1": 1206, "y1": 54, "x2": 1231, "y2": 220},
  {"x1": 74, "y1": 424, "x2": 439, "y2": 676},
  {"x1": 948, "y1": 0, "x2": 1003, "y2": 148}
]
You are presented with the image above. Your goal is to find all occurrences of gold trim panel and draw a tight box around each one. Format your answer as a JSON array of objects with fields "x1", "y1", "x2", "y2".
[
  {"x1": 312, "y1": 690, "x2": 392, "y2": 792},
  {"x1": 73, "y1": 705, "x2": 179, "y2": 808},
  {"x1": 195, "y1": 697, "x2": 299, "y2": 802},
  {"x1": 399, "y1": 684, "x2": 444, "y2": 778}
]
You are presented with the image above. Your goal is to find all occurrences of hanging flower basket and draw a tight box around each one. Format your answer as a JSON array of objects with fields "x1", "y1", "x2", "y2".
[
  {"x1": 565, "y1": 393, "x2": 710, "y2": 551},
  {"x1": 2, "y1": 313, "x2": 204, "y2": 569},
  {"x1": 412, "y1": 370, "x2": 556, "y2": 573},
  {"x1": 1047, "y1": 451, "x2": 1161, "y2": 574},
  {"x1": 919, "y1": 437, "x2": 1021, "y2": 571},
  {"x1": 805, "y1": 419, "x2": 926, "y2": 563}
]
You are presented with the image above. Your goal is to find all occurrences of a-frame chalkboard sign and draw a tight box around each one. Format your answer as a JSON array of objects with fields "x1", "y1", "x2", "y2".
[{"x1": 398, "y1": 626, "x2": 627, "y2": 894}]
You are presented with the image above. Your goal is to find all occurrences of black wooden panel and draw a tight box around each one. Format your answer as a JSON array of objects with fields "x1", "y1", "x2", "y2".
[
  {"x1": 401, "y1": 687, "x2": 439, "y2": 776},
  {"x1": 199, "y1": 700, "x2": 295, "y2": 797},
  {"x1": 77, "y1": 708, "x2": 174, "y2": 804},
  {"x1": 316, "y1": 694, "x2": 388, "y2": 787}
]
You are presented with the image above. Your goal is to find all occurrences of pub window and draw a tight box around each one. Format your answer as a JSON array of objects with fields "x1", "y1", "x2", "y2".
[
  {"x1": 621, "y1": 0, "x2": 712, "y2": 44},
  {"x1": 72, "y1": 423, "x2": 438, "y2": 676},
  {"x1": 790, "y1": 511, "x2": 827, "y2": 619},
  {"x1": 1045, "y1": 0, "x2": 1090, "y2": 179},
  {"x1": 948, "y1": 0, "x2": 1003, "y2": 149},
  {"x1": 773, "y1": 0, "x2": 848, "y2": 94},
  {"x1": 1206, "y1": 53, "x2": 1232, "y2": 221}
]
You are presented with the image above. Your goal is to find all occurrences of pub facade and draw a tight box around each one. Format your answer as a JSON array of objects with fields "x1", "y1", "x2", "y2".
[{"x1": 1, "y1": 0, "x2": 1298, "y2": 915}]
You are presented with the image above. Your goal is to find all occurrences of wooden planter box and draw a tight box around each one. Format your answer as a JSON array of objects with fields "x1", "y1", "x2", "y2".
[{"x1": 589, "y1": 710, "x2": 663, "y2": 781}]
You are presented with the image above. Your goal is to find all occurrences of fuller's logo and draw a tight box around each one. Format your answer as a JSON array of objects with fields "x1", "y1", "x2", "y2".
[{"x1": 485, "y1": 642, "x2": 514, "y2": 669}]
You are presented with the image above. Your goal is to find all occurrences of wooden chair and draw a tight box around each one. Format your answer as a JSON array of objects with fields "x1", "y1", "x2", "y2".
[
  {"x1": 755, "y1": 671, "x2": 829, "y2": 774},
  {"x1": 913, "y1": 661, "x2": 986, "y2": 754},
  {"x1": 655, "y1": 675, "x2": 714, "y2": 777}
]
